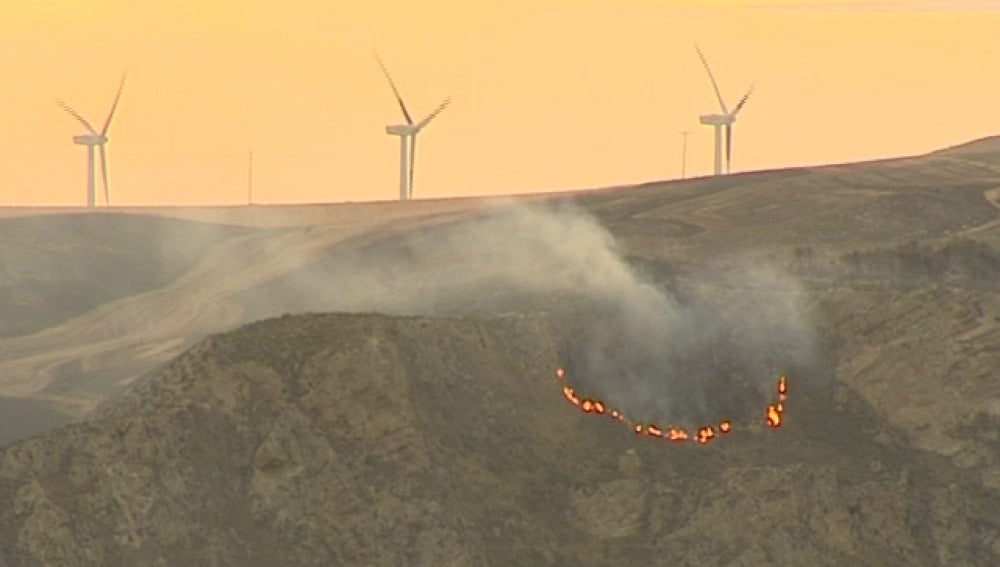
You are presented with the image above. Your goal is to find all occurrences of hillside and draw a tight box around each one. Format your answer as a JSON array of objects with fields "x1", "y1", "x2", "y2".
[
  {"x1": 1, "y1": 312, "x2": 997, "y2": 566},
  {"x1": 0, "y1": 205, "x2": 474, "y2": 423},
  {"x1": 2, "y1": 142, "x2": 998, "y2": 423},
  {"x1": 0, "y1": 137, "x2": 998, "y2": 564},
  {"x1": 0, "y1": 213, "x2": 257, "y2": 339},
  {"x1": 0, "y1": 396, "x2": 70, "y2": 448}
]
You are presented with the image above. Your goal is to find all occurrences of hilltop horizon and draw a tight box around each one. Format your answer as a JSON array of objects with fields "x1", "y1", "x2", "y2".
[{"x1": 3, "y1": 133, "x2": 999, "y2": 209}]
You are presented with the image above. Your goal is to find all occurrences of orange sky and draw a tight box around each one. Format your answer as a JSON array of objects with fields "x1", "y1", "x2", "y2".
[{"x1": 1, "y1": 0, "x2": 998, "y2": 206}]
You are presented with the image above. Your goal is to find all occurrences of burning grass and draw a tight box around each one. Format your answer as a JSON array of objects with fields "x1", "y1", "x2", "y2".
[{"x1": 555, "y1": 366, "x2": 788, "y2": 445}]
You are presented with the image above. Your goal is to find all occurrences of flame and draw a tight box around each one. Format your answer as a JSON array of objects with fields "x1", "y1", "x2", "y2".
[
  {"x1": 766, "y1": 404, "x2": 782, "y2": 428},
  {"x1": 696, "y1": 426, "x2": 716, "y2": 444},
  {"x1": 562, "y1": 386, "x2": 580, "y2": 406},
  {"x1": 554, "y1": 367, "x2": 790, "y2": 445},
  {"x1": 667, "y1": 428, "x2": 690, "y2": 442}
]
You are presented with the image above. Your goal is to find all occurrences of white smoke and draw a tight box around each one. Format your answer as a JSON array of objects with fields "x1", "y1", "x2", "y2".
[{"x1": 239, "y1": 201, "x2": 818, "y2": 422}]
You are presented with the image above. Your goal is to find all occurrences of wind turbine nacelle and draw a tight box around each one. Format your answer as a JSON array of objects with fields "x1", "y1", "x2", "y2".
[
  {"x1": 73, "y1": 134, "x2": 106, "y2": 145},
  {"x1": 699, "y1": 114, "x2": 732, "y2": 126},
  {"x1": 385, "y1": 124, "x2": 413, "y2": 136}
]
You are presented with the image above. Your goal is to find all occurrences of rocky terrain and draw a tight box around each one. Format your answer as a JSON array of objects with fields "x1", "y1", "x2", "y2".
[{"x1": 0, "y1": 136, "x2": 999, "y2": 564}]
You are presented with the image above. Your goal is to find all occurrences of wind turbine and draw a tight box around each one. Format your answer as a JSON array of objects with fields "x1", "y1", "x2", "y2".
[
  {"x1": 57, "y1": 73, "x2": 126, "y2": 207},
  {"x1": 375, "y1": 53, "x2": 451, "y2": 201},
  {"x1": 694, "y1": 46, "x2": 753, "y2": 176}
]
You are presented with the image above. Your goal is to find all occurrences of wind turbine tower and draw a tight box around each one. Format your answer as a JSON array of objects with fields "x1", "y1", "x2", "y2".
[
  {"x1": 57, "y1": 73, "x2": 126, "y2": 207},
  {"x1": 695, "y1": 46, "x2": 753, "y2": 176},
  {"x1": 375, "y1": 53, "x2": 451, "y2": 201}
]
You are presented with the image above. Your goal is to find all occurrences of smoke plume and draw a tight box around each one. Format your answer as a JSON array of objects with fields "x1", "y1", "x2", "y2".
[{"x1": 240, "y1": 201, "x2": 818, "y2": 423}]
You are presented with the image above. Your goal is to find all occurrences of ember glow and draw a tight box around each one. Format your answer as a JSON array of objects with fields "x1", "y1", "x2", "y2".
[
  {"x1": 554, "y1": 367, "x2": 789, "y2": 445},
  {"x1": 562, "y1": 385, "x2": 580, "y2": 406},
  {"x1": 696, "y1": 426, "x2": 716, "y2": 444},
  {"x1": 766, "y1": 405, "x2": 782, "y2": 428},
  {"x1": 765, "y1": 373, "x2": 788, "y2": 428},
  {"x1": 667, "y1": 428, "x2": 690, "y2": 442}
]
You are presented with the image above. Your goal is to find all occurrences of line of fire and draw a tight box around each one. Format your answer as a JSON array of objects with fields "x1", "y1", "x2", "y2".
[{"x1": 555, "y1": 367, "x2": 788, "y2": 445}]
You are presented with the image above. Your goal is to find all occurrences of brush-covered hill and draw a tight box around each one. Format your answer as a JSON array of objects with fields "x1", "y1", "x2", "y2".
[{"x1": 0, "y1": 312, "x2": 997, "y2": 566}]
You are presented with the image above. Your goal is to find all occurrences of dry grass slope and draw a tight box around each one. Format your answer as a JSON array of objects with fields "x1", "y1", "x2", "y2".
[{"x1": 0, "y1": 214, "x2": 256, "y2": 339}]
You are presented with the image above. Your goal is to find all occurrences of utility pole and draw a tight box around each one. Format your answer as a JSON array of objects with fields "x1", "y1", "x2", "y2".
[
  {"x1": 680, "y1": 131, "x2": 690, "y2": 180},
  {"x1": 247, "y1": 148, "x2": 253, "y2": 205}
]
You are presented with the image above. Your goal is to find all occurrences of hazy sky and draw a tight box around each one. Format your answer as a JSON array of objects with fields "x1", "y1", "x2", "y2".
[{"x1": 2, "y1": 0, "x2": 998, "y2": 206}]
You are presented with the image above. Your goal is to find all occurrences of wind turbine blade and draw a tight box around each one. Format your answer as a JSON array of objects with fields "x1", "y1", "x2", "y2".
[
  {"x1": 99, "y1": 144, "x2": 110, "y2": 205},
  {"x1": 56, "y1": 99, "x2": 98, "y2": 135},
  {"x1": 416, "y1": 97, "x2": 451, "y2": 130},
  {"x1": 101, "y1": 72, "x2": 127, "y2": 135},
  {"x1": 408, "y1": 135, "x2": 416, "y2": 200},
  {"x1": 725, "y1": 124, "x2": 732, "y2": 174},
  {"x1": 695, "y1": 45, "x2": 729, "y2": 114},
  {"x1": 374, "y1": 52, "x2": 414, "y2": 125},
  {"x1": 732, "y1": 83, "x2": 754, "y2": 115}
]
